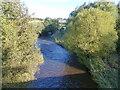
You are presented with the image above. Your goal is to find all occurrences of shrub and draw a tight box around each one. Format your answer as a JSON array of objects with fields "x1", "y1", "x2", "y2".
[
  {"x1": 116, "y1": 12, "x2": 120, "y2": 53},
  {"x1": 28, "y1": 21, "x2": 45, "y2": 35},
  {"x1": 1, "y1": 1, "x2": 44, "y2": 86},
  {"x1": 94, "y1": 0, "x2": 118, "y2": 18},
  {"x1": 70, "y1": 0, "x2": 118, "y2": 19},
  {"x1": 116, "y1": 30, "x2": 120, "y2": 53},
  {"x1": 64, "y1": 8, "x2": 118, "y2": 59},
  {"x1": 63, "y1": 8, "x2": 118, "y2": 88}
]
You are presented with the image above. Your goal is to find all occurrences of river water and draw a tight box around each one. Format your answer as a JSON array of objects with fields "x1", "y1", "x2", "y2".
[{"x1": 27, "y1": 36, "x2": 97, "y2": 88}]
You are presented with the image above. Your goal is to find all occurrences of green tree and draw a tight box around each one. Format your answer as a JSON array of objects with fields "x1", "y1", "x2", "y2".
[
  {"x1": 94, "y1": 0, "x2": 118, "y2": 18},
  {"x1": 29, "y1": 21, "x2": 45, "y2": 35},
  {"x1": 1, "y1": 0, "x2": 28, "y2": 19},
  {"x1": 1, "y1": 0, "x2": 44, "y2": 86},
  {"x1": 42, "y1": 18, "x2": 59, "y2": 35},
  {"x1": 69, "y1": 0, "x2": 117, "y2": 18},
  {"x1": 116, "y1": 2, "x2": 120, "y2": 53},
  {"x1": 116, "y1": 30, "x2": 120, "y2": 53},
  {"x1": 64, "y1": 8, "x2": 118, "y2": 59},
  {"x1": 63, "y1": 8, "x2": 118, "y2": 88},
  {"x1": 69, "y1": 3, "x2": 87, "y2": 17}
]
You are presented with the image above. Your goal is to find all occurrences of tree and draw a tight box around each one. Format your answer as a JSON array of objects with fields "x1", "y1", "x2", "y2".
[
  {"x1": 69, "y1": 0, "x2": 117, "y2": 19},
  {"x1": 63, "y1": 8, "x2": 118, "y2": 88},
  {"x1": 42, "y1": 18, "x2": 59, "y2": 36},
  {"x1": 69, "y1": 3, "x2": 87, "y2": 17},
  {"x1": 1, "y1": 0, "x2": 28, "y2": 19},
  {"x1": 116, "y1": 1, "x2": 120, "y2": 53},
  {"x1": 94, "y1": 0, "x2": 118, "y2": 18},
  {"x1": 64, "y1": 8, "x2": 118, "y2": 62},
  {"x1": 29, "y1": 21, "x2": 45, "y2": 35},
  {"x1": 1, "y1": 0, "x2": 43, "y2": 86}
]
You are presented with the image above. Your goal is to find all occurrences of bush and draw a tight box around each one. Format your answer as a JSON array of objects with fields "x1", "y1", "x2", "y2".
[
  {"x1": 51, "y1": 30, "x2": 66, "y2": 44},
  {"x1": 70, "y1": 0, "x2": 118, "y2": 19},
  {"x1": 64, "y1": 8, "x2": 118, "y2": 59},
  {"x1": 116, "y1": 13, "x2": 120, "y2": 53},
  {"x1": 28, "y1": 21, "x2": 45, "y2": 35},
  {"x1": 63, "y1": 8, "x2": 118, "y2": 88},
  {"x1": 1, "y1": 1, "x2": 44, "y2": 86},
  {"x1": 116, "y1": 30, "x2": 120, "y2": 53},
  {"x1": 94, "y1": 1, "x2": 118, "y2": 18}
]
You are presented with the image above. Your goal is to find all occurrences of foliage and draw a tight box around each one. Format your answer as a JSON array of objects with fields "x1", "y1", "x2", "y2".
[
  {"x1": 1, "y1": 0, "x2": 28, "y2": 19},
  {"x1": 42, "y1": 18, "x2": 67, "y2": 36},
  {"x1": 89, "y1": 54, "x2": 119, "y2": 88},
  {"x1": 70, "y1": 0, "x2": 117, "y2": 19},
  {"x1": 41, "y1": 17, "x2": 59, "y2": 35},
  {"x1": 116, "y1": 4, "x2": 120, "y2": 53},
  {"x1": 116, "y1": 17, "x2": 120, "y2": 30},
  {"x1": 64, "y1": 8, "x2": 118, "y2": 58},
  {"x1": 51, "y1": 30, "x2": 66, "y2": 44},
  {"x1": 29, "y1": 21, "x2": 45, "y2": 35},
  {"x1": 63, "y1": 8, "x2": 118, "y2": 88},
  {"x1": 1, "y1": 0, "x2": 44, "y2": 86},
  {"x1": 116, "y1": 30, "x2": 120, "y2": 53},
  {"x1": 94, "y1": 0, "x2": 118, "y2": 18}
]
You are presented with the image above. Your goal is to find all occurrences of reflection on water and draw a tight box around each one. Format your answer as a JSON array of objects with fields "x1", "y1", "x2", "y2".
[{"x1": 28, "y1": 36, "x2": 97, "y2": 88}]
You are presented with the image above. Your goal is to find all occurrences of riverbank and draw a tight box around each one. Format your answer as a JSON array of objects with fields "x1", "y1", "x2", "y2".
[
  {"x1": 27, "y1": 36, "x2": 97, "y2": 88},
  {"x1": 51, "y1": 30, "x2": 119, "y2": 88}
]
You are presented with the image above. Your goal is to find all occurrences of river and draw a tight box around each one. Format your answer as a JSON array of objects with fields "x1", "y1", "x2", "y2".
[{"x1": 27, "y1": 36, "x2": 97, "y2": 88}]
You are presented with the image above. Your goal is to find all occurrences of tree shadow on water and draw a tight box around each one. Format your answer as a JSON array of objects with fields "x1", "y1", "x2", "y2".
[{"x1": 3, "y1": 73, "x2": 98, "y2": 88}]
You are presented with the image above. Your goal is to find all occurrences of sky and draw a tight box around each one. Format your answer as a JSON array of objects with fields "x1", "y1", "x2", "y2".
[{"x1": 21, "y1": 0, "x2": 119, "y2": 19}]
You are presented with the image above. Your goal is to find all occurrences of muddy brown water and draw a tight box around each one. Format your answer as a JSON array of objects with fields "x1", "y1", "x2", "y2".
[{"x1": 27, "y1": 36, "x2": 97, "y2": 88}]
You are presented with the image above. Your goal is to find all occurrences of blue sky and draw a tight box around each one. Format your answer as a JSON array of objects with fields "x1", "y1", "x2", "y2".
[{"x1": 21, "y1": 0, "x2": 119, "y2": 19}]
